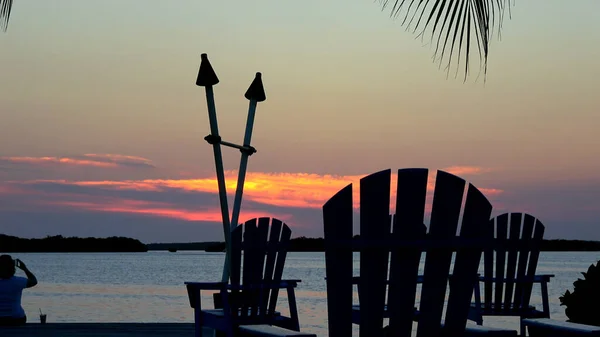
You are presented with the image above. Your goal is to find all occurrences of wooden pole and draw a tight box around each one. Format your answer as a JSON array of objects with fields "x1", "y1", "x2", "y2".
[
  {"x1": 230, "y1": 73, "x2": 266, "y2": 233},
  {"x1": 196, "y1": 53, "x2": 232, "y2": 282}
]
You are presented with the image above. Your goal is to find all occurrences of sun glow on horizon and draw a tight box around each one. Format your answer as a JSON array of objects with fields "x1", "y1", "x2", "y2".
[{"x1": 1, "y1": 165, "x2": 502, "y2": 227}]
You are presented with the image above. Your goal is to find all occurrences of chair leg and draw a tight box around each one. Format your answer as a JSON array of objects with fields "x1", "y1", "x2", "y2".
[
  {"x1": 471, "y1": 282, "x2": 484, "y2": 326},
  {"x1": 287, "y1": 287, "x2": 300, "y2": 331},
  {"x1": 519, "y1": 318, "x2": 525, "y2": 337},
  {"x1": 194, "y1": 309, "x2": 203, "y2": 337},
  {"x1": 221, "y1": 290, "x2": 234, "y2": 337},
  {"x1": 467, "y1": 307, "x2": 484, "y2": 326},
  {"x1": 541, "y1": 281, "x2": 550, "y2": 319},
  {"x1": 224, "y1": 326, "x2": 234, "y2": 337}
]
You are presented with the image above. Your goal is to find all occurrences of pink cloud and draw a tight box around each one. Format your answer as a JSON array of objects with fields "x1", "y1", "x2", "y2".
[
  {"x1": 0, "y1": 154, "x2": 154, "y2": 169},
  {"x1": 47, "y1": 198, "x2": 280, "y2": 223},
  {"x1": 1, "y1": 156, "x2": 118, "y2": 168},
  {"x1": 442, "y1": 166, "x2": 493, "y2": 176}
]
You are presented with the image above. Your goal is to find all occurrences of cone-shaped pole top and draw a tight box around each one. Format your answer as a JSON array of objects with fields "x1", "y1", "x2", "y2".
[
  {"x1": 196, "y1": 53, "x2": 219, "y2": 87},
  {"x1": 244, "y1": 72, "x2": 266, "y2": 102}
]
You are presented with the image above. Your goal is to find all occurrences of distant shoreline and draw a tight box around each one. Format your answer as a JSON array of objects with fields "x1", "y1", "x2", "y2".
[
  {"x1": 3, "y1": 234, "x2": 600, "y2": 252},
  {"x1": 0, "y1": 234, "x2": 148, "y2": 253},
  {"x1": 148, "y1": 238, "x2": 600, "y2": 252}
]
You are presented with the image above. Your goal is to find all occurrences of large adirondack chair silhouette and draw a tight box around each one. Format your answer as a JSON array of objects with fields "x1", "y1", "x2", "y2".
[
  {"x1": 185, "y1": 217, "x2": 303, "y2": 337},
  {"x1": 323, "y1": 168, "x2": 495, "y2": 337},
  {"x1": 469, "y1": 212, "x2": 554, "y2": 336}
]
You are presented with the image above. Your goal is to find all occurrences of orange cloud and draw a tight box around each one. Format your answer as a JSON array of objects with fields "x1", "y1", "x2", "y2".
[
  {"x1": 1, "y1": 166, "x2": 504, "y2": 233},
  {"x1": 30, "y1": 169, "x2": 501, "y2": 211},
  {"x1": 48, "y1": 198, "x2": 284, "y2": 223},
  {"x1": 36, "y1": 172, "x2": 360, "y2": 209}
]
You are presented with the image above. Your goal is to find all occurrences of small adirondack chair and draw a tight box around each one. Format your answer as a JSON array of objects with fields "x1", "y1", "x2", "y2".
[
  {"x1": 323, "y1": 168, "x2": 498, "y2": 337},
  {"x1": 469, "y1": 213, "x2": 554, "y2": 336},
  {"x1": 185, "y1": 217, "x2": 304, "y2": 337}
]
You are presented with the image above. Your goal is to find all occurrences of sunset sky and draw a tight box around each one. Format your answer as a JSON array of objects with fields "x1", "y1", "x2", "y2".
[{"x1": 1, "y1": 0, "x2": 599, "y2": 243}]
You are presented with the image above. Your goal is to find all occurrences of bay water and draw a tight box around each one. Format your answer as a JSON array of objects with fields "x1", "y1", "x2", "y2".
[{"x1": 10, "y1": 251, "x2": 600, "y2": 336}]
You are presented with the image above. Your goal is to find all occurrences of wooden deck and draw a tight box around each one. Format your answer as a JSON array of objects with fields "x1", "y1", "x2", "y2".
[{"x1": 0, "y1": 323, "x2": 213, "y2": 337}]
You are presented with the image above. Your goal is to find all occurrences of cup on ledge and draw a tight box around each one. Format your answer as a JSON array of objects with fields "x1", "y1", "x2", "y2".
[{"x1": 40, "y1": 314, "x2": 47, "y2": 324}]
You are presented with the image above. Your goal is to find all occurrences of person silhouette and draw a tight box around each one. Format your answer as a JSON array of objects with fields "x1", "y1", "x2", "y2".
[{"x1": 0, "y1": 255, "x2": 38, "y2": 326}]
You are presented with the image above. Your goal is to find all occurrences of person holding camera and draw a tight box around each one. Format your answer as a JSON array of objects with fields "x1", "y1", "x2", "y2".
[{"x1": 0, "y1": 254, "x2": 38, "y2": 326}]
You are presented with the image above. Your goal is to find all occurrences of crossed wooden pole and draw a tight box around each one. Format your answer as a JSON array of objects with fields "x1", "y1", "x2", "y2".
[{"x1": 196, "y1": 53, "x2": 266, "y2": 282}]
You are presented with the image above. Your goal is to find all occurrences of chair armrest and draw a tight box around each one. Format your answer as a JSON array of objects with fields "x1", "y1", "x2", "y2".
[
  {"x1": 185, "y1": 281, "x2": 228, "y2": 290},
  {"x1": 227, "y1": 280, "x2": 301, "y2": 291},
  {"x1": 185, "y1": 282, "x2": 228, "y2": 309},
  {"x1": 350, "y1": 275, "x2": 425, "y2": 284},
  {"x1": 533, "y1": 274, "x2": 554, "y2": 282},
  {"x1": 281, "y1": 279, "x2": 301, "y2": 287},
  {"x1": 282, "y1": 279, "x2": 302, "y2": 283},
  {"x1": 477, "y1": 275, "x2": 554, "y2": 283}
]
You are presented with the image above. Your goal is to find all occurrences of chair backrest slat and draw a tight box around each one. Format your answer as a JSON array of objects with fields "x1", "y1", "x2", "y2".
[
  {"x1": 262, "y1": 218, "x2": 283, "y2": 316},
  {"x1": 493, "y1": 214, "x2": 508, "y2": 310},
  {"x1": 444, "y1": 184, "x2": 492, "y2": 334},
  {"x1": 231, "y1": 225, "x2": 244, "y2": 286},
  {"x1": 483, "y1": 217, "x2": 495, "y2": 312},
  {"x1": 358, "y1": 170, "x2": 391, "y2": 337},
  {"x1": 387, "y1": 168, "x2": 428, "y2": 337},
  {"x1": 521, "y1": 219, "x2": 545, "y2": 308},
  {"x1": 417, "y1": 170, "x2": 466, "y2": 337},
  {"x1": 267, "y1": 223, "x2": 291, "y2": 314},
  {"x1": 502, "y1": 214, "x2": 522, "y2": 312},
  {"x1": 513, "y1": 214, "x2": 535, "y2": 308},
  {"x1": 240, "y1": 219, "x2": 259, "y2": 319},
  {"x1": 230, "y1": 224, "x2": 244, "y2": 320},
  {"x1": 323, "y1": 184, "x2": 354, "y2": 337}
]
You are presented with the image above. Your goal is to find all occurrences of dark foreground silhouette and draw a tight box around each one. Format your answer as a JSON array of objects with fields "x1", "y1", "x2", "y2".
[{"x1": 0, "y1": 235, "x2": 148, "y2": 252}]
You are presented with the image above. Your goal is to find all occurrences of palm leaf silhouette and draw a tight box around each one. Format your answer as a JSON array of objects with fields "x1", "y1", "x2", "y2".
[
  {"x1": 380, "y1": 0, "x2": 514, "y2": 80},
  {"x1": 0, "y1": 0, "x2": 12, "y2": 32}
]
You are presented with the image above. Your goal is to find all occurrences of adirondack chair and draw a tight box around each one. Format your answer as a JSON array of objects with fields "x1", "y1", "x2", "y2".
[
  {"x1": 185, "y1": 217, "x2": 307, "y2": 337},
  {"x1": 323, "y1": 168, "x2": 502, "y2": 337},
  {"x1": 468, "y1": 213, "x2": 554, "y2": 336}
]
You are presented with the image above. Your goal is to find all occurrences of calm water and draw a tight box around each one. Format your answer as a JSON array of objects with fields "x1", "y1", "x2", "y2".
[{"x1": 9, "y1": 251, "x2": 600, "y2": 336}]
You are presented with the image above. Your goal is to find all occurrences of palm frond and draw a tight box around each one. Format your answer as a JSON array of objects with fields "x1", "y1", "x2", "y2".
[
  {"x1": 1, "y1": 0, "x2": 13, "y2": 32},
  {"x1": 380, "y1": 0, "x2": 514, "y2": 81}
]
